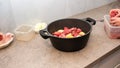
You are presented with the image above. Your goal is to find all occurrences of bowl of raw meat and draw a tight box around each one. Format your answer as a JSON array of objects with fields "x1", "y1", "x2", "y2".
[
  {"x1": 40, "y1": 18, "x2": 96, "y2": 52},
  {"x1": 104, "y1": 9, "x2": 120, "y2": 39}
]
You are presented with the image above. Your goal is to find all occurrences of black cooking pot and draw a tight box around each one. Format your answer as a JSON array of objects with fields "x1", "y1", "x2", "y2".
[{"x1": 40, "y1": 17, "x2": 96, "y2": 52}]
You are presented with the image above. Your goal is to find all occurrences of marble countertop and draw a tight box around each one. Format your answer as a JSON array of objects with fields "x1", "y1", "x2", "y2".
[{"x1": 0, "y1": 21, "x2": 119, "y2": 68}]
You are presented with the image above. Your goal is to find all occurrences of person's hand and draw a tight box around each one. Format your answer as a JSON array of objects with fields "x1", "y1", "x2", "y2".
[
  {"x1": 115, "y1": 11, "x2": 120, "y2": 17},
  {"x1": 110, "y1": 17, "x2": 120, "y2": 26}
]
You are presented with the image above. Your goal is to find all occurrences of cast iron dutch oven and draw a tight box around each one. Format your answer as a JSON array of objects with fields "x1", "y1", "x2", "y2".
[{"x1": 40, "y1": 17, "x2": 96, "y2": 52}]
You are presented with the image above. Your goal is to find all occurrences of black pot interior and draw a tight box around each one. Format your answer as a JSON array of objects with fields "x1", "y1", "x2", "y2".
[{"x1": 47, "y1": 19, "x2": 91, "y2": 36}]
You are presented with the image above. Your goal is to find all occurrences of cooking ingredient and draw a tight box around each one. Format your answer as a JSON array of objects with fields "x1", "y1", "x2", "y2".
[
  {"x1": 0, "y1": 35, "x2": 3, "y2": 41},
  {"x1": 66, "y1": 33, "x2": 73, "y2": 38},
  {"x1": 79, "y1": 32, "x2": 85, "y2": 36},
  {"x1": 34, "y1": 23, "x2": 47, "y2": 33},
  {"x1": 109, "y1": 9, "x2": 120, "y2": 26},
  {"x1": 64, "y1": 27, "x2": 70, "y2": 34},
  {"x1": 53, "y1": 31, "x2": 61, "y2": 36},
  {"x1": 5, "y1": 33, "x2": 14, "y2": 42},
  {"x1": 110, "y1": 9, "x2": 120, "y2": 18},
  {"x1": 0, "y1": 32, "x2": 14, "y2": 45},
  {"x1": 0, "y1": 33, "x2": 3, "y2": 41},
  {"x1": 53, "y1": 27, "x2": 85, "y2": 38},
  {"x1": 57, "y1": 29, "x2": 64, "y2": 33}
]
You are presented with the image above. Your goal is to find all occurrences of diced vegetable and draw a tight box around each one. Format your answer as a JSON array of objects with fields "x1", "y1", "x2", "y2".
[
  {"x1": 34, "y1": 23, "x2": 47, "y2": 33},
  {"x1": 79, "y1": 32, "x2": 85, "y2": 36},
  {"x1": 66, "y1": 33, "x2": 74, "y2": 38},
  {"x1": 52, "y1": 27, "x2": 85, "y2": 38}
]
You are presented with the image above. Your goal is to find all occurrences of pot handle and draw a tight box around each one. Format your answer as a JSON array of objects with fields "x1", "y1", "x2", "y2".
[
  {"x1": 83, "y1": 17, "x2": 96, "y2": 25},
  {"x1": 39, "y1": 28, "x2": 51, "y2": 39}
]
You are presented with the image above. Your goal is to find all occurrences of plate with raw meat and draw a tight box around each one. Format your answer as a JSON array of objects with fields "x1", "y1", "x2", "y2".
[{"x1": 0, "y1": 32, "x2": 14, "y2": 49}]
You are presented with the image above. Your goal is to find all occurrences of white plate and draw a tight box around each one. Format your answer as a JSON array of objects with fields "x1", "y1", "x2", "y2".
[{"x1": 0, "y1": 37, "x2": 14, "y2": 49}]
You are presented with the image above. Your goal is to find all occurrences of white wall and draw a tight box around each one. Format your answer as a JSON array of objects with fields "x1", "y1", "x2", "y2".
[
  {"x1": 10, "y1": 0, "x2": 115, "y2": 26},
  {"x1": 0, "y1": 0, "x2": 15, "y2": 32}
]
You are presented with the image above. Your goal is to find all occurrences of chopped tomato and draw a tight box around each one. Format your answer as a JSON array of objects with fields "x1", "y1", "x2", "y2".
[
  {"x1": 52, "y1": 27, "x2": 85, "y2": 38},
  {"x1": 53, "y1": 32, "x2": 61, "y2": 36},
  {"x1": 64, "y1": 27, "x2": 70, "y2": 34}
]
